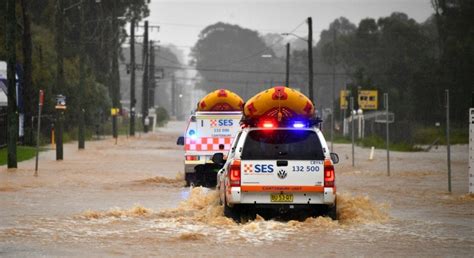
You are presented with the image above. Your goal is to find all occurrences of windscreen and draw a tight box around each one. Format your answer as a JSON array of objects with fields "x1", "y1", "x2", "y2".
[{"x1": 241, "y1": 130, "x2": 324, "y2": 160}]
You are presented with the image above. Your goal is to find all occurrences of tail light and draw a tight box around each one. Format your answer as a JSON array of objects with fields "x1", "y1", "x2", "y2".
[
  {"x1": 185, "y1": 155, "x2": 200, "y2": 161},
  {"x1": 324, "y1": 160, "x2": 335, "y2": 187},
  {"x1": 229, "y1": 160, "x2": 241, "y2": 187}
]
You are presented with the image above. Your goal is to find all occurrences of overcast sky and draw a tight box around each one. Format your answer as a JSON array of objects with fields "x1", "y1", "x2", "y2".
[{"x1": 142, "y1": 0, "x2": 433, "y2": 56}]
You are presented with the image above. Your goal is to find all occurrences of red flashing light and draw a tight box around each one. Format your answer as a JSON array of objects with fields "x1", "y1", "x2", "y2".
[
  {"x1": 229, "y1": 160, "x2": 241, "y2": 187},
  {"x1": 324, "y1": 160, "x2": 335, "y2": 187},
  {"x1": 259, "y1": 119, "x2": 276, "y2": 129}
]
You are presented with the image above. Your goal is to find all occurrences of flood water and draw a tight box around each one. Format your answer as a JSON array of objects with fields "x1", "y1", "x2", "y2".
[{"x1": 1, "y1": 122, "x2": 472, "y2": 257}]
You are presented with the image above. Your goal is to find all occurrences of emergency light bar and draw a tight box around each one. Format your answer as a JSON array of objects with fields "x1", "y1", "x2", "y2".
[{"x1": 241, "y1": 117, "x2": 322, "y2": 129}]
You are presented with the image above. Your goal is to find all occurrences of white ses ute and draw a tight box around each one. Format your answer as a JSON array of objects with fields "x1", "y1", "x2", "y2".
[{"x1": 213, "y1": 119, "x2": 339, "y2": 222}]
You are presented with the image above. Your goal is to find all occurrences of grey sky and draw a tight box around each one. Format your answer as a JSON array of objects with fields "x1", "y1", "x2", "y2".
[{"x1": 144, "y1": 0, "x2": 433, "y2": 55}]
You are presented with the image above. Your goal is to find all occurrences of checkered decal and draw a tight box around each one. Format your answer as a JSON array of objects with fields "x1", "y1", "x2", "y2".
[
  {"x1": 210, "y1": 119, "x2": 218, "y2": 127},
  {"x1": 185, "y1": 137, "x2": 232, "y2": 151},
  {"x1": 243, "y1": 164, "x2": 253, "y2": 173}
]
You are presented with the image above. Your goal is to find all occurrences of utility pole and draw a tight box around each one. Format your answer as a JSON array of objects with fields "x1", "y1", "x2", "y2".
[
  {"x1": 149, "y1": 41, "x2": 155, "y2": 108},
  {"x1": 384, "y1": 93, "x2": 390, "y2": 176},
  {"x1": 307, "y1": 17, "x2": 314, "y2": 104},
  {"x1": 129, "y1": 19, "x2": 136, "y2": 136},
  {"x1": 446, "y1": 89, "x2": 451, "y2": 192},
  {"x1": 285, "y1": 43, "x2": 290, "y2": 87},
  {"x1": 78, "y1": 2, "x2": 85, "y2": 149},
  {"x1": 331, "y1": 28, "x2": 336, "y2": 152},
  {"x1": 111, "y1": 0, "x2": 119, "y2": 139},
  {"x1": 55, "y1": 0, "x2": 65, "y2": 160},
  {"x1": 6, "y1": 0, "x2": 18, "y2": 168},
  {"x1": 171, "y1": 74, "x2": 176, "y2": 117},
  {"x1": 34, "y1": 90, "x2": 44, "y2": 176},
  {"x1": 141, "y1": 21, "x2": 149, "y2": 131}
]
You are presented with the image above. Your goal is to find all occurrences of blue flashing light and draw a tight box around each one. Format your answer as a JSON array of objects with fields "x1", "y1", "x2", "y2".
[
  {"x1": 293, "y1": 121, "x2": 305, "y2": 128},
  {"x1": 189, "y1": 129, "x2": 197, "y2": 140}
]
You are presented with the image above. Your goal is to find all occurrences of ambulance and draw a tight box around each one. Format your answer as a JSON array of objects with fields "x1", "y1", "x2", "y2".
[
  {"x1": 213, "y1": 86, "x2": 339, "y2": 221},
  {"x1": 177, "y1": 89, "x2": 244, "y2": 187}
]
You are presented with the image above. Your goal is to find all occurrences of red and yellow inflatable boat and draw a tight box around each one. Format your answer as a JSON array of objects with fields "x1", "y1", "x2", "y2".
[
  {"x1": 197, "y1": 89, "x2": 244, "y2": 111},
  {"x1": 244, "y1": 86, "x2": 314, "y2": 121}
]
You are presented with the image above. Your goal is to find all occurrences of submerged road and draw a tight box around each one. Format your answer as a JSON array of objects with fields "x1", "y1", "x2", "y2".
[{"x1": 0, "y1": 121, "x2": 472, "y2": 256}]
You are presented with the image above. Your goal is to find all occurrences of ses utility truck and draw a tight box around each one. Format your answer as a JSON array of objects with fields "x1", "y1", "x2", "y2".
[
  {"x1": 213, "y1": 86, "x2": 339, "y2": 222},
  {"x1": 177, "y1": 89, "x2": 243, "y2": 187}
]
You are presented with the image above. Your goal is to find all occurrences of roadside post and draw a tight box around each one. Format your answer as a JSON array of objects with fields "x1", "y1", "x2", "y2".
[
  {"x1": 446, "y1": 89, "x2": 451, "y2": 192},
  {"x1": 469, "y1": 107, "x2": 473, "y2": 194},
  {"x1": 55, "y1": 95, "x2": 66, "y2": 160},
  {"x1": 384, "y1": 93, "x2": 390, "y2": 176},
  {"x1": 111, "y1": 108, "x2": 119, "y2": 144},
  {"x1": 34, "y1": 90, "x2": 44, "y2": 176},
  {"x1": 350, "y1": 96, "x2": 355, "y2": 167}
]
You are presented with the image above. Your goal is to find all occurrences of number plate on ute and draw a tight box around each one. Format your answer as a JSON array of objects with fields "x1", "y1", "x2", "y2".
[{"x1": 271, "y1": 193, "x2": 293, "y2": 202}]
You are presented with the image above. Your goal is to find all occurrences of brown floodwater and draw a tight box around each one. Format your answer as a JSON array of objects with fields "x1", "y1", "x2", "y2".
[{"x1": 0, "y1": 121, "x2": 472, "y2": 257}]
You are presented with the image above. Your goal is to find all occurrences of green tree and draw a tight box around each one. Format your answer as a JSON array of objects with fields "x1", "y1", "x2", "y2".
[{"x1": 191, "y1": 22, "x2": 283, "y2": 99}]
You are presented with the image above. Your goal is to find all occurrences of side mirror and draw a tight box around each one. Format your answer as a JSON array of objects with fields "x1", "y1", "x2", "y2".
[
  {"x1": 176, "y1": 136, "x2": 184, "y2": 146},
  {"x1": 330, "y1": 152, "x2": 339, "y2": 164},
  {"x1": 211, "y1": 153, "x2": 224, "y2": 165}
]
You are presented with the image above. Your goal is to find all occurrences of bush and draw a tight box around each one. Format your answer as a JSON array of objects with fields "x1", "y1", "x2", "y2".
[
  {"x1": 359, "y1": 135, "x2": 423, "y2": 152},
  {"x1": 155, "y1": 107, "x2": 169, "y2": 127},
  {"x1": 413, "y1": 127, "x2": 468, "y2": 145}
]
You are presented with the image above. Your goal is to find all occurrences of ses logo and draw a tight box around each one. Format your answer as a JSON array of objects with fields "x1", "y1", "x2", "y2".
[
  {"x1": 243, "y1": 164, "x2": 274, "y2": 174},
  {"x1": 210, "y1": 119, "x2": 233, "y2": 127}
]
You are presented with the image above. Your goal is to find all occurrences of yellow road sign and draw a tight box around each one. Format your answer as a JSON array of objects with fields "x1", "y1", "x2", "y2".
[
  {"x1": 358, "y1": 90, "x2": 378, "y2": 110},
  {"x1": 111, "y1": 108, "x2": 120, "y2": 116},
  {"x1": 340, "y1": 90, "x2": 349, "y2": 109}
]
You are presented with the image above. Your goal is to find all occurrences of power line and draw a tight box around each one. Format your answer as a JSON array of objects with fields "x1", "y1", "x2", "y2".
[{"x1": 195, "y1": 19, "x2": 307, "y2": 69}]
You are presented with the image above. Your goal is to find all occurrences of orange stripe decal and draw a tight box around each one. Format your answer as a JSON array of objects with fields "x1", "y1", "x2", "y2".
[{"x1": 241, "y1": 185, "x2": 324, "y2": 192}]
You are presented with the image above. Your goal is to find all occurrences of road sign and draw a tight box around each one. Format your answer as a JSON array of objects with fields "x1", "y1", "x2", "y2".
[
  {"x1": 340, "y1": 90, "x2": 349, "y2": 109},
  {"x1": 375, "y1": 111, "x2": 395, "y2": 123},
  {"x1": 55, "y1": 95, "x2": 66, "y2": 110},
  {"x1": 111, "y1": 108, "x2": 120, "y2": 116},
  {"x1": 358, "y1": 90, "x2": 378, "y2": 110}
]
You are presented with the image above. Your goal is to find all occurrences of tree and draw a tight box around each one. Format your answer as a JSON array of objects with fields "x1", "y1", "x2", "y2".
[
  {"x1": 20, "y1": 0, "x2": 34, "y2": 145},
  {"x1": 6, "y1": 0, "x2": 17, "y2": 168},
  {"x1": 191, "y1": 22, "x2": 283, "y2": 99}
]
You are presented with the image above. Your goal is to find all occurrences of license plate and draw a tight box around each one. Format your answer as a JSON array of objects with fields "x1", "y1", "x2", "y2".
[{"x1": 271, "y1": 193, "x2": 293, "y2": 202}]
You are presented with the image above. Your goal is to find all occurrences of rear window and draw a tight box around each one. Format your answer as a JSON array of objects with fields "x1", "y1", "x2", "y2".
[{"x1": 241, "y1": 130, "x2": 324, "y2": 160}]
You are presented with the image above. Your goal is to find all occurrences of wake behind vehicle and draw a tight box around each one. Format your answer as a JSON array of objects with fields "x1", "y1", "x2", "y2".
[
  {"x1": 177, "y1": 89, "x2": 243, "y2": 187},
  {"x1": 215, "y1": 86, "x2": 339, "y2": 221}
]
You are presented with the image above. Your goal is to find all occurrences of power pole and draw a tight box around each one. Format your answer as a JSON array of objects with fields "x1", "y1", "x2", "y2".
[
  {"x1": 307, "y1": 17, "x2": 314, "y2": 104},
  {"x1": 446, "y1": 89, "x2": 451, "y2": 192},
  {"x1": 55, "y1": 0, "x2": 64, "y2": 160},
  {"x1": 6, "y1": 0, "x2": 18, "y2": 168},
  {"x1": 129, "y1": 19, "x2": 136, "y2": 136},
  {"x1": 141, "y1": 21, "x2": 149, "y2": 131},
  {"x1": 330, "y1": 28, "x2": 336, "y2": 152},
  {"x1": 171, "y1": 74, "x2": 176, "y2": 117},
  {"x1": 78, "y1": 2, "x2": 85, "y2": 149},
  {"x1": 149, "y1": 41, "x2": 155, "y2": 108},
  {"x1": 111, "y1": 1, "x2": 119, "y2": 139},
  {"x1": 285, "y1": 43, "x2": 290, "y2": 87}
]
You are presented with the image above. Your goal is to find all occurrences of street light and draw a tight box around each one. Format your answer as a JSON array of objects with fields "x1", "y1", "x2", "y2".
[
  {"x1": 282, "y1": 18, "x2": 314, "y2": 103},
  {"x1": 281, "y1": 32, "x2": 307, "y2": 42}
]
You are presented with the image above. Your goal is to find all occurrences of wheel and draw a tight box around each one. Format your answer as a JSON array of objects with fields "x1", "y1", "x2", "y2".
[
  {"x1": 326, "y1": 202, "x2": 338, "y2": 220},
  {"x1": 185, "y1": 173, "x2": 196, "y2": 187},
  {"x1": 223, "y1": 192, "x2": 241, "y2": 223},
  {"x1": 224, "y1": 204, "x2": 241, "y2": 223}
]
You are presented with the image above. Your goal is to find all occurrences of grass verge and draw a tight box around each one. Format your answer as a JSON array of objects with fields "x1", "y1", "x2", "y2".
[{"x1": 0, "y1": 146, "x2": 41, "y2": 166}]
